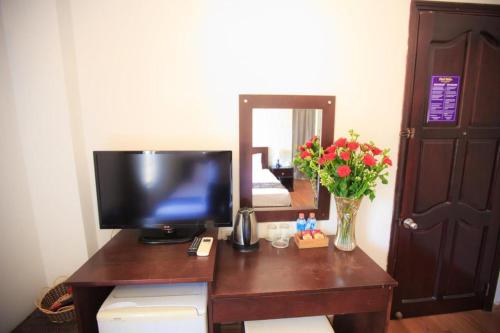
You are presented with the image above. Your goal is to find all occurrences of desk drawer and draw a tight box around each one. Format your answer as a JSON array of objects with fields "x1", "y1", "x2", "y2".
[{"x1": 212, "y1": 287, "x2": 391, "y2": 323}]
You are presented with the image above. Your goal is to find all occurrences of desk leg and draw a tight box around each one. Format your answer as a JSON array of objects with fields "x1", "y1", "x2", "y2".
[
  {"x1": 73, "y1": 286, "x2": 113, "y2": 333},
  {"x1": 333, "y1": 287, "x2": 393, "y2": 333},
  {"x1": 208, "y1": 282, "x2": 216, "y2": 333}
]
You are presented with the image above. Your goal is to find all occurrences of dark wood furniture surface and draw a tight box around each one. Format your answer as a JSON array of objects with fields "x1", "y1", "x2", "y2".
[
  {"x1": 66, "y1": 228, "x2": 218, "y2": 333},
  {"x1": 271, "y1": 167, "x2": 294, "y2": 191},
  {"x1": 240, "y1": 95, "x2": 334, "y2": 222},
  {"x1": 67, "y1": 229, "x2": 218, "y2": 286},
  {"x1": 66, "y1": 229, "x2": 397, "y2": 333},
  {"x1": 210, "y1": 239, "x2": 397, "y2": 333}
]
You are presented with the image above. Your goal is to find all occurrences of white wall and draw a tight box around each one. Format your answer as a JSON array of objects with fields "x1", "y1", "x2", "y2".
[
  {"x1": 1, "y1": 0, "x2": 88, "y2": 284},
  {"x1": 68, "y1": 0, "x2": 411, "y2": 264},
  {"x1": 0, "y1": 7, "x2": 47, "y2": 331}
]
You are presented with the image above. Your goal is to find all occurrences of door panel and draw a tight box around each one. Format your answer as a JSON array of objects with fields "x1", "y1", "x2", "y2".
[
  {"x1": 428, "y1": 32, "x2": 468, "y2": 78},
  {"x1": 471, "y1": 34, "x2": 500, "y2": 127},
  {"x1": 414, "y1": 139, "x2": 456, "y2": 213},
  {"x1": 426, "y1": 33, "x2": 468, "y2": 128},
  {"x1": 459, "y1": 140, "x2": 498, "y2": 210},
  {"x1": 391, "y1": 3, "x2": 500, "y2": 318},
  {"x1": 400, "y1": 220, "x2": 446, "y2": 301},
  {"x1": 442, "y1": 218, "x2": 485, "y2": 297}
]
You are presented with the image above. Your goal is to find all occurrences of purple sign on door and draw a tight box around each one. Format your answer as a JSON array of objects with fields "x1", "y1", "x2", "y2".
[{"x1": 427, "y1": 75, "x2": 460, "y2": 122}]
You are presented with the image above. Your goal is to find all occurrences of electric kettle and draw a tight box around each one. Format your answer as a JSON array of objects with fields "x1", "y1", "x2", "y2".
[{"x1": 232, "y1": 207, "x2": 259, "y2": 251}]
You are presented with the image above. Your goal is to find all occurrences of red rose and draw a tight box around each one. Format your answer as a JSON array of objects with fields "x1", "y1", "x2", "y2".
[
  {"x1": 325, "y1": 152, "x2": 336, "y2": 161},
  {"x1": 371, "y1": 146, "x2": 382, "y2": 155},
  {"x1": 299, "y1": 145, "x2": 305, "y2": 151},
  {"x1": 340, "y1": 151, "x2": 350, "y2": 161},
  {"x1": 383, "y1": 157, "x2": 392, "y2": 166},
  {"x1": 362, "y1": 154, "x2": 376, "y2": 166},
  {"x1": 311, "y1": 135, "x2": 318, "y2": 142},
  {"x1": 318, "y1": 156, "x2": 326, "y2": 165},
  {"x1": 325, "y1": 145, "x2": 336, "y2": 154},
  {"x1": 306, "y1": 140, "x2": 313, "y2": 148},
  {"x1": 337, "y1": 165, "x2": 351, "y2": 177},
  {"x1": 361, "y1": 144, "x2": 371, "y2": 152},
  {"x1": 335, "y1": 137, "x2": 347, "y2": 147},
  {"x1": 300, "y1": 151, "x2": 312, "y2": 159},
  {"x1": 347, "y1": 141, "x2": 359, "y2": 151}
]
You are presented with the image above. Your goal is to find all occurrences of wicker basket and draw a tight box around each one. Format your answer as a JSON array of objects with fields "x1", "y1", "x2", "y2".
[{"x1": 35, "y1": 277, "x2": 76, "y2": 323}]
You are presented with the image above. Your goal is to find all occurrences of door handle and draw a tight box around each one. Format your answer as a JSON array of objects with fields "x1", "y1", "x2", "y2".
[{"x1": 403, "y1": 218, "x2": 418, "y2": 230}]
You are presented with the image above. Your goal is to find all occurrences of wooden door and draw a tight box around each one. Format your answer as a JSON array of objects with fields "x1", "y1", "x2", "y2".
[{"x1": 389, "y1": 2, "x2": 500, "y2": 318}]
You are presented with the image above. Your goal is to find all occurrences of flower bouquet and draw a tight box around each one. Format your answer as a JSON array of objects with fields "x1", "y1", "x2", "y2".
[{"x1": 294, "y1": 129, "x2": 392, "y2": 251}]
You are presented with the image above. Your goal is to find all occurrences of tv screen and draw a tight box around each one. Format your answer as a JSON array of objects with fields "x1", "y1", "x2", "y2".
[{"x1": 94, "y1": 151, "x2": 232, "y2": 233}]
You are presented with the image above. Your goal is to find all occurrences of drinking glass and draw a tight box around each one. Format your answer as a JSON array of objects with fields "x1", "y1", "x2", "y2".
[
  {"x1": 272, "y1": 224, "x2": 291, "y2": 248},
  {"x1": 266, "y1": 224, "x2": 278, "y2": 242}
]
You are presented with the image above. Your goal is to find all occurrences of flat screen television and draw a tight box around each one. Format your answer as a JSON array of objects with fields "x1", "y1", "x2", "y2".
[{"x1": 94, "y1": 151, "x2": 232, "y2": 244}]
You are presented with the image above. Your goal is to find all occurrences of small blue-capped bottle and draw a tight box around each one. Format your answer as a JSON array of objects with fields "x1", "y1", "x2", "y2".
[
  {"x1": 306, "y1": 212, "x2": 317, "y2": 230},
  {"x1": 296, "y1": 213, "x2": 307, "y2": 232}
]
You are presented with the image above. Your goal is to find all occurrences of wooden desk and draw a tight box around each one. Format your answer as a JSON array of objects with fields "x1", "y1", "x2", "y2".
[
  {"x1": 66, "y1": 229, "x2": 218, "y2": 333},
  {"x1": 210, "y1": 239, "x2": 397, "y2": 333}
]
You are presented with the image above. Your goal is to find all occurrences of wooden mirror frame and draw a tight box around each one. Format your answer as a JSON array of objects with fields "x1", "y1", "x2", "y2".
[{"x1": 239, "y1": 94, "x2": 335, "y2": 222}]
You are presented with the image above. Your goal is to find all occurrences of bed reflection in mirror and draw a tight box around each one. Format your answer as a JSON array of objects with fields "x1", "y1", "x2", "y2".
[{"x1": 251, "y1": 108, "x2": 322, "y2": 210}]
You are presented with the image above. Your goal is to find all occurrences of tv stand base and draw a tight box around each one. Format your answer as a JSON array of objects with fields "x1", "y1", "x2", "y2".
[{"x1": 140, "y1": 226, "x2": 206, "y2": 244}]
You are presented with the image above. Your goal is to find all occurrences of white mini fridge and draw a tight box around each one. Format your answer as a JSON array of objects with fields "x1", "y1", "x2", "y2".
[{"x1": 97, "y1": 282, "x2": 207, "y2": 333}]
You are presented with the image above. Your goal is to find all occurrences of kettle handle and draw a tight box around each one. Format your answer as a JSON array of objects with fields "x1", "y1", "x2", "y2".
[{"x1": 243, "y1": 211, "x2": 251, "y2": 246}]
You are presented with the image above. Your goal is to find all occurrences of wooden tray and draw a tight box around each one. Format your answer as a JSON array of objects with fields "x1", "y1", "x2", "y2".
[{"x1": 294, "y1": 232, "x2": 329, "y2": 249}]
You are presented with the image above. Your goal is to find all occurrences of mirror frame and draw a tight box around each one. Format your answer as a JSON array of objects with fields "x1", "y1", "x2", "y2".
[{"x1": 239, "y1": 94, "x2": 335, "y2": 222}]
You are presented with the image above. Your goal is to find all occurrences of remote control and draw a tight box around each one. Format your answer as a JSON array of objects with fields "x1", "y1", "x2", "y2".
[
  {"x1": 187, "y1": 237, "x2": 201, "y2": 256},
  {"x1": 196, "y1": 237, "x2": 214, "y2": 257}
]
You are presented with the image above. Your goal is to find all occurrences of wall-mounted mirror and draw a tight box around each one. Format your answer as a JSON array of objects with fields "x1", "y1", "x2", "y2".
[{"x1": 240, "y1": 95, "x2": 335, "y2": 222}]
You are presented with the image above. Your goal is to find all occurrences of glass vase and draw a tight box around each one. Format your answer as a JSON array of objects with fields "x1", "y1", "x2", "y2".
[{"x1": 334, "y1": 196, "x2": 362, "y2": 251}]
